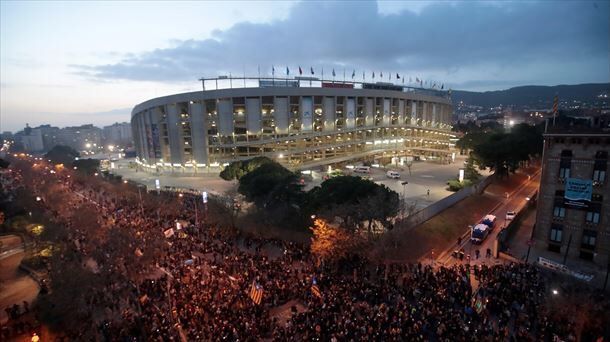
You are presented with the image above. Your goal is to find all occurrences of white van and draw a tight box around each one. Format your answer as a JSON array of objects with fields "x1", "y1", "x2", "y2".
[
  {"x1": 386, "y1": 170, "x2": 401, "y2": 179},
  {"x1": 354, "y1": 166, "x2": 371, "y2": 173},
  {"x1": 471, "y1": 224, "x2": 490, "y2": 244}
]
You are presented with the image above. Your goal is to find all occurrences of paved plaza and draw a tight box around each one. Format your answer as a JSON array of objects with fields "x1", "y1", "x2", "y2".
[{"x1": 111, "y1": 155, "x2": 489, "y2": 211}]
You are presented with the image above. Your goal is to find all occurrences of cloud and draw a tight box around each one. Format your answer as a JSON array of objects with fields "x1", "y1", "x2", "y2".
[{"x1": 74, "y1": 1, "x2": 609, "y2": 89}]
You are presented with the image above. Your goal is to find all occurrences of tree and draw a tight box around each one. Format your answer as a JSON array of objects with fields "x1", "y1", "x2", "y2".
[
  {"x1": 310, "y1": 218, "x2": 364, "y2": 262},
  {"x1": 220, "y1": 156, "x2": 274, "y2": 180},
  {"x1": 470, "y1": 123, "x2": 542, "y2": 177},
  {"x1": 45, "y1": 145, "x2": 80, "y2": 166},
  {"x1": 463, "y1": 157, "x2": 481, "y2": 182},
  {"x1": 307, "y1": 176, "x2": 399, "y2": 231},
  {"x1": 237, "y1": 161, "x2": 303, "y2": 208},
  {"x1": 0, "y1": 158, "x2": 9, "y2": 169},
  {"x1": 357, "y1": 186, "x2": 400, "y2": 233},
  {"x1": 72, "y1": 158, "x2": 100, "y2": 175}
]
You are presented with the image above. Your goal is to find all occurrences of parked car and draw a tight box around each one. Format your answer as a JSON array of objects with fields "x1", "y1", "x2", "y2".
[
  {"x1": 386, "y1": 170, "x2": 401, "y2": 179},
  {"x1": 354, "y1": 166, "x2": 371, "y2": 173},
  {"x1": 506, "y1": 210, "x2": 517, "y2": 220}
]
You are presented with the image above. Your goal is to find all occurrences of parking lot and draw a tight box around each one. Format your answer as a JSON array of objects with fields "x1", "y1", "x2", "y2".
[
  {"x1": 304, "y1": 155, "x2": 490, "y2": 211},
  {"x1": 110, "y1": 155, "x2": 488, "y2": 213}
]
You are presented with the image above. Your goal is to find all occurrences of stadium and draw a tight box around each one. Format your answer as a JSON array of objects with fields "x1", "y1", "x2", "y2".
[{"x1": 131, "y1": 77, "x2": 455, "y2": 173}]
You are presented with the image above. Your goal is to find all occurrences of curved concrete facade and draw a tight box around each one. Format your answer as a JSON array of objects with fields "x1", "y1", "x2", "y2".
[{"x1": 131, "y1": 86, "x2": 454, "y2": 172}]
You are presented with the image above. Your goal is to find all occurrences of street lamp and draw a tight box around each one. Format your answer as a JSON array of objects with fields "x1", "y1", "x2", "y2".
[{"x1": 401, "y1": 181, "x2": 409, "y2": 198}]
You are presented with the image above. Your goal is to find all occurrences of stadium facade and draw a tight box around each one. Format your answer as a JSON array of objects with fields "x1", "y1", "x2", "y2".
[{"x1": 131, "y1": 78, "x2": 455, "y2": 172}]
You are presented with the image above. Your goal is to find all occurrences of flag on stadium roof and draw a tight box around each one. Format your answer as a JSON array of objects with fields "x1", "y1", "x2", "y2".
[
  {"x1": 249, "y1": 280, "x2": 264, "y2": 305},
  {"x1": 310, "y1": 66, "x2": 314, "y2": 75},
  {"x1": 332, "y1": 69, "x2": 336, "y2": 77},
  {"x1": 351, "y1": 70, "x2": 355, "y2": 79},
  {"x1": 299, "y1": 66, "x2": 302, "y2": 75},
  {"x1": 396, "y1": 73, "x2": 400, "y2": 79}
]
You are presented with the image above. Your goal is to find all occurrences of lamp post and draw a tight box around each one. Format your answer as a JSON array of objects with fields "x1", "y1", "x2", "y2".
[
  {"x1": 401, "y1": 181, "x2": 409, "y2": 198},
  {"x1": 401, "y1": 181, "x2": 409, "y2": 219}
]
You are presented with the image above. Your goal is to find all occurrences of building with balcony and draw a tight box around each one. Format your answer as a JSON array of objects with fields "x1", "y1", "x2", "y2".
[
  {"x1": 534, "y1": 126, "x2": 610, "y2": 268},
  {"x1": 131, "y1": 78, "x2": 455, "y2": 173}
]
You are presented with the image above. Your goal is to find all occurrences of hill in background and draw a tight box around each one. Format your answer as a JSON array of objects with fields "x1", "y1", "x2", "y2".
[{"x1": 452, "y1": 83, "x2": 609, "y2": 108}]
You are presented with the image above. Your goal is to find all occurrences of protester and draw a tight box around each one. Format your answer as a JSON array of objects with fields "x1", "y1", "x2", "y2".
[{"x1": 1, "y1": 156, "x2": 601, "y2": 341}]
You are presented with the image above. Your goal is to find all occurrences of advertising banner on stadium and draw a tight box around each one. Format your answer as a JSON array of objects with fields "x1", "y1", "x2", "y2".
[
  {"x1": 321, "y1": 82, "x2": 354, "y2": 89},
  {"x1": 301, "y1": 97, "x2": 313, "y2": 132},
  {"x1": 564, "y1": 177, "x2": 592, "y2": 209},
  {"x1": 259, "y1": 80, "x2": 299, "y2": 88}
]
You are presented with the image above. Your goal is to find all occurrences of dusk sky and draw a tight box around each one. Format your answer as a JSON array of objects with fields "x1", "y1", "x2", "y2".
[{"x1": 1, "y1": 0, "x2": 608, "y2": 132}]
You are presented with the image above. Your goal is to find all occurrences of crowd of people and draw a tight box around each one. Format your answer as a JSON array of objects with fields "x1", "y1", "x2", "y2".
[{"x1": 1, "y1": 155, "x2": 604, "y2": 341}]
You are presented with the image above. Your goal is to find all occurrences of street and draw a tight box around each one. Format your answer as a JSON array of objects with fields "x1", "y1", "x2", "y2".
[{"x1": 437, "y1": 169, "x2": 541, "y2": 266}]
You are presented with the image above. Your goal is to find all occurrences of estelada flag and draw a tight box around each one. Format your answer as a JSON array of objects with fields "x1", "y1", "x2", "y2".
[
  {"x1": 311, "y1": 277, "x2": 322, "y2": 298},
  {"x1": 249, "y1": 280, "x2": 264, "y2": 305}
]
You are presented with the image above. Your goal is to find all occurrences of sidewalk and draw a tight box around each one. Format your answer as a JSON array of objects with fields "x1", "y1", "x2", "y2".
[
  {"x1": 0, "y1": 235, "x2": 39, "y2": 325},
  {"x1": 110, "y1": 160, "x2": 237, "y2": 195}
]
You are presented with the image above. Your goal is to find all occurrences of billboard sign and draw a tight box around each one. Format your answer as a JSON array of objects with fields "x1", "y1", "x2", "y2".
[
  {"x1": 322, "y1": 82, "x2": 354, "y2": 89},
  {"x1": 564, "y1": 178, "x2": 592, "y2": 209},
  {"x1": 362, "y1": 83, "x2": 403, "y2": 91},
  {"x1": 259, "y1": 80, "x2": 299, "y2": 88}
]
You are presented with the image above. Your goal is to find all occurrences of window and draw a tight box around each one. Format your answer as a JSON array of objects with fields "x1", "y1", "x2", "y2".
[
  {"x1": 553, "y1": 206, "x2": 565, "y2": 218},
  {"x1": 559, "y1": 167, "x2": 570, "y2": 179},
  {"x1": 593, "y1": 169, "x2": 606, "y2": 182},
  {"x1": 550, "y1": 225, "x2": 563, "y2": 243},
  {"x1": 581, "y1": 230, "x2": 596, "y2": 249},
  {"x1": 593, "y1": 150, "x2": 607, "y2": 185},
  {"x1": 585, "y1": 211, "x2": 600, "y2": 224}
]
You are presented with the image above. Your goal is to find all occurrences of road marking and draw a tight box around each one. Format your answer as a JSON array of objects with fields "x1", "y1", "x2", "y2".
[{"x1": 420, "y1": 175, "x2": 434, "y2": 178}]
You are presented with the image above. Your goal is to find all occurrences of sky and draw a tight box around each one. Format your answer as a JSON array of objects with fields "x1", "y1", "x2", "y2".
[{"x1": 1, "y1": 0, "x2": 608, "y2": 132}]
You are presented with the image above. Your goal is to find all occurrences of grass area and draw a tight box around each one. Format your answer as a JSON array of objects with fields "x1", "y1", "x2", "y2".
[
  {"x1": 373, "y1": 169, "x2": 538, "y2": 262},
  {"x1": 485, "y1": 167, "x2": 538, "y2": 197},
  {"x1": 374, "y1": 192, "x2": 502, "y2": 262}
]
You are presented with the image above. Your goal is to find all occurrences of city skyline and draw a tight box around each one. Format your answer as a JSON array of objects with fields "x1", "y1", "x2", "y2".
[{"x1": 2, "y1": 0, "x2": 608, "y2": 132}]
